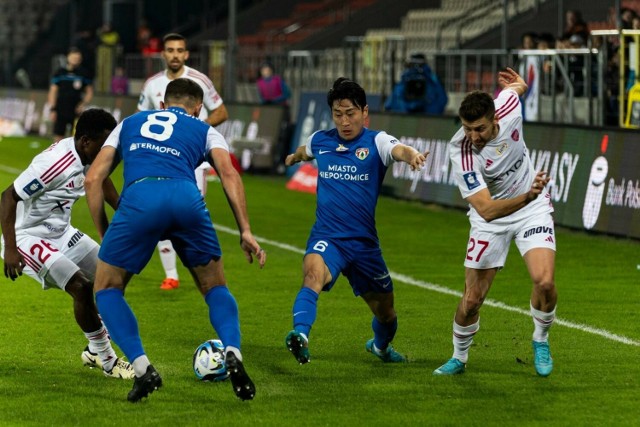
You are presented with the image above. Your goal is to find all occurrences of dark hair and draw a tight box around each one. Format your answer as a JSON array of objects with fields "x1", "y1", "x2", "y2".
[
  {"x1": 67, "y1": 46, "x2": 82, "y2": 55},
  {"x1": 458, "y1": 90, "x2": 495, "y2": 122},
  {"x1": 163, "y1": 33, "x2": 187, "y2": 47},
  {"x1": 75, "y1": 109, "x2": 116, "y2": 141},
  {"x1": 327, "y1": 77, "x2": 367, "y2": 110},
  {"x1": 165, "y1": 78, "x2": 203, "y2": 107}
]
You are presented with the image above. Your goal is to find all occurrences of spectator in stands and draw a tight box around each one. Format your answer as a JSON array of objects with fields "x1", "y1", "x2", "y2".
[
  {"x1": 137, "y1": 19, "x2": 152, "y2": 52},
  {"x1": 518, "y1": 31, "x2": 539, "y2": 85},
  {"x1": 620, "y1": 7, "x2": 637, "y2": 30},
  {"x1": 384, "y1": 53, "x2": 448, "y2": 115},
  {"x1": 73, "y1": 29, "x2": 98, "y2": 80},
  {"x1": 47, "y1": 47, "x2": 94, "y2": 142},
  {"x1": 561, "y1": 9, "x2": 589, "y2": 41},
  {"x1": 98, "y1": 23, "x2": 120, "y2": 47},
  {"x1": 520, "y1": 32, "x2": 538, "y2": 50},
  {"x1": 537, "y1": 33, "x2": 556, "y2": 95},
  {"x1": 567, "y1": 34, "x2": 587, "y2": 97},
  {"x1": 537, "y1": 33, "x2": 555, "y2": 50},
  {"x1": 110, "y1": 66, "x2": 129, "y2": 95},
  {"x1": 142, "y1": 36, "x2": 162, "y2": 57},
  {"x1": 605, "y1": 46, "x2": 621, "y2": 126},
  {"x1": 625, "y1": 15, "x2": 640, "y2": 90},
  {"x1": 256, "y1": 62, "x2": 290, "y2": 106}
]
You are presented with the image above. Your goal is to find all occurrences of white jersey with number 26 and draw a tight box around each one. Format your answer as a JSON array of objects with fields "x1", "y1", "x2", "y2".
[{"x1": 11, "y1": 138, "x2": 86, "y2": 238}]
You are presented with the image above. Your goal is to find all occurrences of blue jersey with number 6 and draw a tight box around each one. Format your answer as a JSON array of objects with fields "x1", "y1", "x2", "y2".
[{"x1": 105, "y1": 107, "x2": 228, "y2": 188}]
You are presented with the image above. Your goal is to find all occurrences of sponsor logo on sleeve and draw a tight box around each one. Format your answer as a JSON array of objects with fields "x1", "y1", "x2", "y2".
[
  {"x1": 463, "y1": 171, "x2": 480, "y2": 190},
  {"x1": 23, "y1": 179, "x2": 43, "y2": 196}
]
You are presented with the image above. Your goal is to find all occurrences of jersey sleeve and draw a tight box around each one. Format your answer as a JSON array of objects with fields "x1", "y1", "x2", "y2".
[
  {"x1": 494, "y1": 88, "x2": 521, "y2": 121},
  {"x1": 203, "y1": 81, "x2": 224, "y2": 112},
  {"x1": 103, "y1": 121, "x2": 123, "y2": 149},
  {"x1": 137, "y1": 83, "x2": 152, "y2": 111},
  {"x1": 374, "y1": 131, "x2": 399, "y2": 166},
  {"x1": 12, "y1": 149, "x2": 73, "y2": 201},
  {"x1": 206, "y1": 127, "x2": 230, "y2": 153},
  {"x1": 448, "y1": 138, "x2": 487, "y2": 199},
  {"x1": 304, "y1": 130, "x2": 321, "y2": 157}
]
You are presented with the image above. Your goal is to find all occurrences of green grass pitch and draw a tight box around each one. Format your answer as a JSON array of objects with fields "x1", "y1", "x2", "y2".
[{"x1": 0, "y1": 136, "x2": 638, "y2": 425}]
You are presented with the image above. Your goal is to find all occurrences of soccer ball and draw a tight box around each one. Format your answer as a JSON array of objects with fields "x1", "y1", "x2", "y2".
[{"x1": 193, "y1": 339, "x2": 229, "y2": 381}]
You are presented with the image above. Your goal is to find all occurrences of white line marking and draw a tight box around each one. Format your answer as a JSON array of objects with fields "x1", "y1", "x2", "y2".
[
  {"x1": 0, "y1": 164, "x2": 22, "y2": 174},
  {"x1": 214, "y1": 223, "x2": 640, "y2": 347}
]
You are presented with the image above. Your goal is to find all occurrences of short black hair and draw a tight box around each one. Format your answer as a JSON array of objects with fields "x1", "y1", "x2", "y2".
[
  {"x1": 75, "y1": 109, "x2": 116, "y2": 141},
  {"x1": 165, "y1": 78, "x2": 203, "y2": 107},
  {"x1": 458, "y1": 90, "x2": 495, "y2": 122},
  {"x1": 163, "y1": 33, "x2": 187, "y2": 47},
  {"x1": 327, "y1": 77, "x2": 367, "y2": 110}
]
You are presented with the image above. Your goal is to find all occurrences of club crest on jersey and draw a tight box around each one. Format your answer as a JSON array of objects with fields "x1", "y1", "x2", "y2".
[
  {"x1": 511, "y1": 129, "x2": 519, "y2": 141},
  {"x1": 496, "y1": 142, "x2": 508, "y2": 156},
  {"x1": 23, "y1": 179, "x2": 43, "y2": 196},
  {"x1": 463, "y1": 172, "x2": 480, "y2": 190},
  {"x1": 355, "y1": 148, "x2": 369, "y2": 160},
  {"x1": 336, "y1": 144, "x2": 348, "y2": 152}
]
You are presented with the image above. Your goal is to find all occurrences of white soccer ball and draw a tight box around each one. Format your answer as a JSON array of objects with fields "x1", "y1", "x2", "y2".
[{"x1": 193, "y1": 339, "x2": 229, "y2": 381}]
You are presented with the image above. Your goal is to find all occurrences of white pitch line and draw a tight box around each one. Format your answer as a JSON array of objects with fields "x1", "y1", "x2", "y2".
[
  {"x1": 214, "y1": 223, "x2": 640, "y2": 348},
  {"x1": 0, "y1": 164, "x2": 22, "y2": 174}
]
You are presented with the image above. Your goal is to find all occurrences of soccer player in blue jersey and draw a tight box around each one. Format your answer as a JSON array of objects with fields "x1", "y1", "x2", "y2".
[
  {"x1": 84, "y1": 78, "x2": 266, "y2": 402},
  {"x1": 284, "y1": 77, "x2": 429, "y2": 365}
]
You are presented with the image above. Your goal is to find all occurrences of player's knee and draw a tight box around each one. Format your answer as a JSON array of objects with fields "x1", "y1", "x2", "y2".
[
  {"x1": 65, "y1": 272, "x2": 94, "y2": 302},
  {"x1": 302, "y1": 270, "x2": 326, "y2": 290},
  {"x1": 375, "y1": 310, "x2": 397, "y2": 323},
  {"x1": 461, "y1": 294, "x2": 484, "y2": 317},
  {"x1": 533, "y1": 277, "x2": 555, "y2": 294}
]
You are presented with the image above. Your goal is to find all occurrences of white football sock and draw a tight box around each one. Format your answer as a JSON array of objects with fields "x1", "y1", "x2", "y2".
[
  {"x1": 157, "y1": 240, "x2": 178, "y2": 280},
  {"x1": 225, "y1": 345, "x2": 242, "y2": 362},
  {"x1": 531, "y1": 303, "x2": 556, "y2": 342},
  {"x1": 452, "y1": 319, "x2": 480, "y2": 363},
  {"x1": 132, "y1": 355, "x2": 151, "y2": 378},
  {"x1": 85, "y1": 325, "x2": 117, "y2": 371}
]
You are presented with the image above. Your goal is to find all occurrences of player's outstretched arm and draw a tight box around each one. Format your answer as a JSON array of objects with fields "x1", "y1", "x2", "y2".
[
  {"x1": 285, "y1": 145, "x2": 314, "y2": 166},
  {"x1": 210, "y1": 147, "x2": 266, "y2": 268},
  {"x1": 498, "y1": 67, "x2": 528, "y2": 97},
  {"x1": 85, "y1": 146, "x2": 117, "y2": 239},
  {"x1": 0, "y1": 185, "x2": 24, "y2": 280},
  {"x1": 391, "y1": 144, "x2": 429, "y2": 171}
]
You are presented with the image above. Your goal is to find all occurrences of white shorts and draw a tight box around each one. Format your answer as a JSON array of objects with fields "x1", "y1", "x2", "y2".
[
  {"x1": 464, "y1": 212, "x2": 556, "y2": 269},
  {"x1": 1, "y1": 226, "x2": 99, "y2": 290},
  {"x1": 195, "y1": 162, "x2": 212, "y2": 196}
]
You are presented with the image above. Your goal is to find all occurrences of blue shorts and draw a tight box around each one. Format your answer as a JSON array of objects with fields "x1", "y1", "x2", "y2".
[
  {"x1": 305, "y1": 236, "x2": 393, "y2": 296},
  {"x1": 99, "y1": 179, "x2": 221, "y2": 274}
]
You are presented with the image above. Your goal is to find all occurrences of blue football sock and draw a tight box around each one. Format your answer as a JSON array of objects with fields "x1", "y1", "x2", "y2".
[
  {"x1": 372, "y1": 316, "x2": 398, "y2": 351},
  {"x1": 292, "y1": 287, "x2": 319, "y2": 337},
  {"x1": 204, "y1": 285, "x2": 241, "y2": 350},
  {"x1": 95, "y1": 288, "x2": 145, "y2": 362}
]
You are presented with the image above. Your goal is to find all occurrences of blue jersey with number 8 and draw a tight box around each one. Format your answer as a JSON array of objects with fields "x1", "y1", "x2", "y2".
[{"x1": 103, "y1": 107, "x2": 228, "y2": 188}]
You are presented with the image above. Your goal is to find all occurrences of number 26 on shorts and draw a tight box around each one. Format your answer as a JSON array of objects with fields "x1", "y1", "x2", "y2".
[{"x1": 466, "y1": 237, "x2": 489, "y2": 262}]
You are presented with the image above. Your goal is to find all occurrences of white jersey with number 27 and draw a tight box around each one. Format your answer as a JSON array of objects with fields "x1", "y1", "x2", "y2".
[{"x1": 448, "y1": 88, "x2": 553, "y2": 225}]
